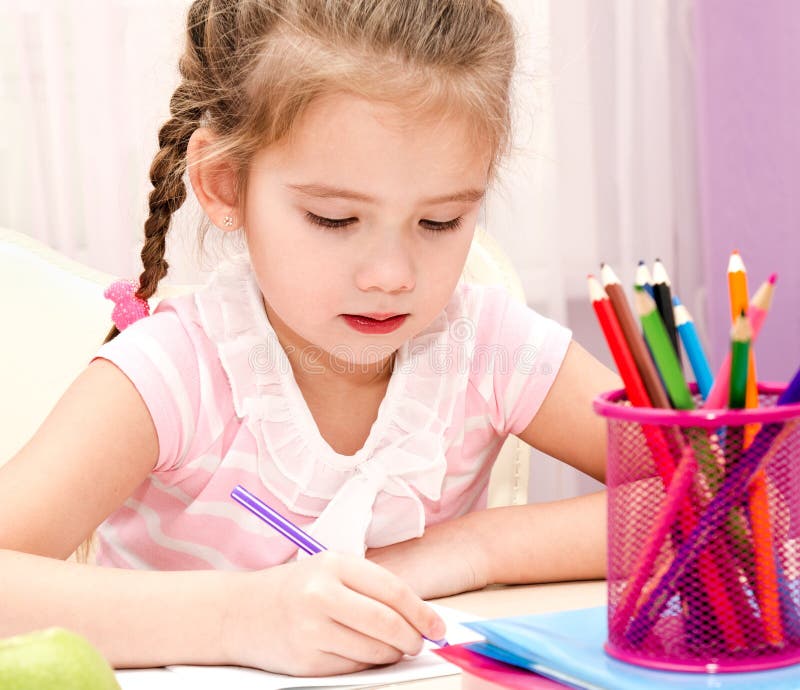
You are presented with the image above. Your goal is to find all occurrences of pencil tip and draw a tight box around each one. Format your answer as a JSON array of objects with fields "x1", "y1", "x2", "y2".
[
  {"x1": 732, "y1": 249, "x2": 740, "y2": 255},
  {"x1": 672, "y1": 295, "x2": 681, "y2": 306},
  {"x1": 599, "y1": 261, "x2": 606, "y2": 268},
  {"x1": 769, "y1": 272, "x2": 778, "y2": 284},
  {"x1": 638, "y1": 259, "x2": 646, "y2": 265}
]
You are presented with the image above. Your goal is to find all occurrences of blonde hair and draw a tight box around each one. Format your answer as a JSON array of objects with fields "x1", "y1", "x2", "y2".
[{"x1": 102, "y1": 0, "x2": 516, "y2": 342}]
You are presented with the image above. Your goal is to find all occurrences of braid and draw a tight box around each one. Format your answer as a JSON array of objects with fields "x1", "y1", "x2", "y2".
[{"x1": 104, "y1": 14, "x2": 210, "y2": 344}]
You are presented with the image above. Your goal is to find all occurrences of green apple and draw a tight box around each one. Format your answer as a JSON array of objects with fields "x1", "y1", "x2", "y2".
[{"x1": 0, "y1": 627, "x2": 120, "y2": 690}]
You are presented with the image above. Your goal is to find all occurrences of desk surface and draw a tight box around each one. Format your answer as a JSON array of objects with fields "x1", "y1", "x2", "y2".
[{"x1": 388, "y1": 580, "x2": 607, "y2": 690}]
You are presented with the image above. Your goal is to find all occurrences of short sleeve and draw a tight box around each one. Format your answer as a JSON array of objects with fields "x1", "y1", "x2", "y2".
[
  {"x1": 92, "y1": 302, "x2": 201, "y2": 472},
  {"x1": 468, "y1": 285, "x2": 572, "y2": 437}
]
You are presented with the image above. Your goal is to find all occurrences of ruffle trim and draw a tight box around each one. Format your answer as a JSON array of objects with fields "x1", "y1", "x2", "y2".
[{"x1": 194, "y1": 252, "x2": 478, "y2": 552}]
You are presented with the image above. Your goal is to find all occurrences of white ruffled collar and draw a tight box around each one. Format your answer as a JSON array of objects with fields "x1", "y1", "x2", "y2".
[{"x1": 194, "y1": 252, "x2": 476, "y2": 554}]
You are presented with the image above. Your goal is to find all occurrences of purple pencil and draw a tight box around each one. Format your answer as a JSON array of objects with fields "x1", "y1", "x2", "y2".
[{"x1": 231, "y1": 485, "x2": 326, "y2": 555}]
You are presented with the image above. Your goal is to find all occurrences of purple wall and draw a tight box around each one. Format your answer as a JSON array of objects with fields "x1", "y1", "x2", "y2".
[{"x1": 694, "y1": 0, "x2": 800, "y2": 382}]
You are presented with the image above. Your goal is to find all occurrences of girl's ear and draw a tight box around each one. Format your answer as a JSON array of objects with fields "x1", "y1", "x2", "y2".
[{"x1": 186, "y1": 127, "x2": 241, "y2": 231}]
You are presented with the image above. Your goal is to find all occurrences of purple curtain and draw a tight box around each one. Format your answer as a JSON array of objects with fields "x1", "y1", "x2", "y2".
[{"x1": 694, "y1": 0, "x2": 800, "y2": 381}]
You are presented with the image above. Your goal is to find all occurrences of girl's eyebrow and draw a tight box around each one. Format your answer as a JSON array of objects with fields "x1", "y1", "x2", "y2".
[{"x1": 286, "y1": 183, "x2": 485, "y2": 205}]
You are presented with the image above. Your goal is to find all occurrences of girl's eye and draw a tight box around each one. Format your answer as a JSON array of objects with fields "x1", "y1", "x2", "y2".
[
  {"x1": 305, "y1": 212, "x2": 464, "y2": 233},
  {"x1": 420, "y1": 216, "x2": 464, "y2": 233},
  {"x1": 305, "y1": 212, "x2": 357, "y2": 229}
]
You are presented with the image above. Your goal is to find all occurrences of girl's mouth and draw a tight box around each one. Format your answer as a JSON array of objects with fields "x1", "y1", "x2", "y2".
[{"x1": 342, "y1": 313, "x2": 408, "y2": 334}]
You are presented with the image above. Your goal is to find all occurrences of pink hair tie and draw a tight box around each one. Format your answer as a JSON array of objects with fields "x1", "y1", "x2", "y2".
[{"x1": 104, "y1": 279, "x2": 150, "y2": 331}]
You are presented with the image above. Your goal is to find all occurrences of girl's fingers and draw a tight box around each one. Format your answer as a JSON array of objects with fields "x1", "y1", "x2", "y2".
[
  {"x1": 301, "y1": 651, "x2": 372, "y2": 677},
  {"x1": 332, "y1": 554, "x2": 446, "y2": 644},
  {"x1": 323, "y1": 584, "x2": 424, "y2": 658},
  {"x1": 318, "y1": 616, "x2": 408, "y2": 666}
]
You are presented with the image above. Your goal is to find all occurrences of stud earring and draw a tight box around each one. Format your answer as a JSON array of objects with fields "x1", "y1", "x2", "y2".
[{"x1": 223, "y1": 215, "x2": 234, "y2": 228}]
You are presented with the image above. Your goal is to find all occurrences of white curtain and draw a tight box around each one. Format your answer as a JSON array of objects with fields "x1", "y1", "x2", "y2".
[{"x1": 0, "y1": 0, "x2": 703, "y2": 503}]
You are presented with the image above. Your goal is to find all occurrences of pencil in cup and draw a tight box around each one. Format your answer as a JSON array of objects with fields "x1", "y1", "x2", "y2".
[
  {"x1": 704, "y1": 274, "x2": 777, "y2": 410},
  {"x1": 727, "y1": 252, "x2": 760, "y2": 428},
  {"x1": 652, "y1": 259, "x2": 681, "y2": 370},
  {"x1": 727, "y1": 262, "x2": 783, "y2": 646},
  {"x1": 622, "y1": 376, "x2": 800, "y2": 653},
  {"x1": 230, "y1": 485, "x2": 449, "y2": 648},
  {"x1": 673, "y1": 296, "x2": 713, "y2": 401},
  {"x1": 590, "y1": 277, "x2": 746, "y2": 649}
]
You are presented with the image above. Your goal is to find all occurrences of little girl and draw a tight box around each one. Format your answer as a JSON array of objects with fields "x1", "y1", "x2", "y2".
[{"x1": 0, "y1": 0, "x2": 619, "y2": 677}]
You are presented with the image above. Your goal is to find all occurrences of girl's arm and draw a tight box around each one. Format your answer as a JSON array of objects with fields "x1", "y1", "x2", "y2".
[
  {"x1": 0, "y1": 360, "x2": 443, "y2": 674},
  {"x1": 368, "y1": 341, "x2": 621, "y2": 598}
]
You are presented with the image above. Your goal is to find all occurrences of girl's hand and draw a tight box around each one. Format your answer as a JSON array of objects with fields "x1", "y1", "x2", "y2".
[{"x1": 221, "y1": 551, "x2": 446, "y2": 676}]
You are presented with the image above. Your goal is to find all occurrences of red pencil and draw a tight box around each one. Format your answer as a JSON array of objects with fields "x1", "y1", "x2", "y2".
[{"x1": 588, "y1": 275, "x2": 650, "y2": 406}]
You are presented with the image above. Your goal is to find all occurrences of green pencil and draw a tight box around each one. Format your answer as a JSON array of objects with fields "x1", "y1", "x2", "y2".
[
  {"x1": 633, "y1": 286, "x2": 694, "y2": 410},
  {"x1": 729, "y1": 311, "x2": 751, "y2": 410}
]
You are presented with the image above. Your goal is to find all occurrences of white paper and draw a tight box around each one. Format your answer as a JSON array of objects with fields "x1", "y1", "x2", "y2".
[{"x1": 115, "y1": 603, "x2": 483, "y2": 690}]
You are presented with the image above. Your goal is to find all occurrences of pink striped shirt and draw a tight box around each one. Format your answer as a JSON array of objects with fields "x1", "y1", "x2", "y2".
[{"x1": 93, "y1": 253, "x2": 571, "y2": 570}]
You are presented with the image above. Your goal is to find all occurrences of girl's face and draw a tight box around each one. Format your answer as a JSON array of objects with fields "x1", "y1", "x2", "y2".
[{"x1": 243, "y1": 93, "x2": 492, "y2": 374}]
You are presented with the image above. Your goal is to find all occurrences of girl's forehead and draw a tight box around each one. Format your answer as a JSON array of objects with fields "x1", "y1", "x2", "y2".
[{"x1": 258, "y1": 92, "x2": 493, "y2": 184}]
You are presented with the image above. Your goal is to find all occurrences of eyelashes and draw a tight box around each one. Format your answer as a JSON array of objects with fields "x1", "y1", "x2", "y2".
[{"x1": 305, "y1": 212, "x2": 464, "y2": 233}]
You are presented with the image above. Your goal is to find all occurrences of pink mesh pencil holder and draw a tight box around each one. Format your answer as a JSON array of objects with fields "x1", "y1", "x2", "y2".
[{"x1": 594, "y1": 383, "x2": 800, "y2": 674}]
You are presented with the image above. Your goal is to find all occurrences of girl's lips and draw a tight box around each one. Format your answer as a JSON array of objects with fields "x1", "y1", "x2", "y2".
[{"x1": 342, "y1": 313, "x2": 408, "y2": 334}]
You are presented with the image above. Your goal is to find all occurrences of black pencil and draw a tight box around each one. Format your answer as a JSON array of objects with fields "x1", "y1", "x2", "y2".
[{"x1": 652, "y1": 258, "x2": 681, "y2": 369}]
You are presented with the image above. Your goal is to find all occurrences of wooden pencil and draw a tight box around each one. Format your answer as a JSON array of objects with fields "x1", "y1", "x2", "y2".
[
  {"x1": 601, "y1": 263, "x2": 671, "y2": 409},
  {"x1": 727, "y1": 270, "x2": 783, "y2": 647},
  {"x1": 588, "y1": 275, "x2": 650, "y2": 407},
  {"x1": 652, "y1": 259, "x2": 682, "y2": 368},
  {"x1": 729, "y1": 311, "x2": 751, "y2": 411},
  {"x1": 673, "y1": 296, "x2": 713, "y2": 400},
  {"x1": 727, "y1": 251, "x2": 759, "y2": 424},
  {"x1": 634, "y1": 286, "x2": 694, "y2": 410}
]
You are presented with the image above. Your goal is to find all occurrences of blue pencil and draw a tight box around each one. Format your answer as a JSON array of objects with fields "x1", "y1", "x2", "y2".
[
  {"x1": 231, "y1": 484, "x2": 449, "y2": 647},
  {"x1": 673, "y1": 296, "x2": 714, "y2": 400}
]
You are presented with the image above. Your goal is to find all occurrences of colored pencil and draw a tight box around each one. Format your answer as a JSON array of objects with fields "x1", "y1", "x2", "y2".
[
  {"x1": 588, "y1": 276, "x2": 650, "y2": 407},
  {"x1": 230, "y1": 484, "x2": 450, "y2": 648},
  {"x1": 634, "y1": 287, "x2": 694, "y2": 410},
  {"x1": 729, "y1": 312, "x2": 751, "y2": 411},
  {"x1": 232, "y1": 484, "x2": 327, "y2": 555},
  {"x1": 727, "y1": 252, "x2": 759, "y2": 424},
  {"x1": 673, "y1": 296, "x2": 713, "y2": 400},
  {"x1": 725, "y1": 312, "x2": 751, "y2": 464},
  {"x1": 601, "y1": 263, "x2": 671, "y2": 409},
  {"x1": 727, "y1": 259, "x2": 782, "y2": 645},
  {"x1": 652, "y1": 259, "x2": 681, "y2": 367},
  {"x1": 635, "y1": 260, "x2": 655, "y2": 298},
  {"x1": 704, "y1": 274, "x2": 777, "y2": 409}
]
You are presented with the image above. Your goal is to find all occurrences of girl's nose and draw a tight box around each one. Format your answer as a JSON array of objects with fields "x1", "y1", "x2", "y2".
[{"x1": 354, "y1": 231, "x2": 416, "y2": 293}]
